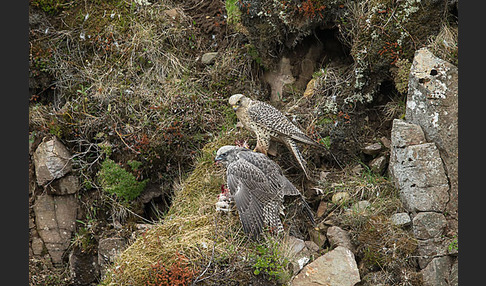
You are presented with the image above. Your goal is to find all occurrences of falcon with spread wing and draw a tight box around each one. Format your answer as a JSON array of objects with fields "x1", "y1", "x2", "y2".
[
  {"x1": 215, "y1": 145, "x2": 315, "y2": 238},
  {"x1": 228, "y1": 94, "x2": 323, "y2": 179}
]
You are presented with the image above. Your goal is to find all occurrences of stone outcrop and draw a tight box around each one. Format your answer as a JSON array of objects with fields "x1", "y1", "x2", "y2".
[
  {"x1": 389, "y1": 120, "x2": 449, "y2": 212},
  {"x1": 69, "y1": 248, "x2": 100, "y2": 285},
  {"x1": 31, "y1": 136, "x2": 79, "y2": 266},
  {"x1": 284, "y1": 236, "x2": 319, "y2": 274},
  {"x1": 420, "y1": 256, "x2": 452, "y2": 286},
  {"x1": 33, "y1": 193, "x2": 78, "y2": 265},
  {"x1": 405, "y1": 48, "x2": 458, "y2": 222},
  {"x1": 47, "y1": 175, "x2": 80, "y2": 195},
  {"x1": 326, "y1": 226, "x2": 355, "y2": 253},
  {"x1": 388, "y1": 48, "x2": 458, "y2": 283},
  {"x1": 291, "y1": 246, "x2": 360, "y2": 286}
]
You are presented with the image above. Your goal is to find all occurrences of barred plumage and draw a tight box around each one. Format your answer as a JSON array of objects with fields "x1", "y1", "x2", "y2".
[
  {"x1": 215, "y1": 145, "x2": 315, "y2": 239},
  {"x1": 228, "y1": 94, "x2": 322, "y2": 179}
]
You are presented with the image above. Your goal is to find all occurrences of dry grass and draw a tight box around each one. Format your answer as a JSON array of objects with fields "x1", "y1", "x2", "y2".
[{"x1": 427, "y1": 24, "x2": 458, "y2": 66}]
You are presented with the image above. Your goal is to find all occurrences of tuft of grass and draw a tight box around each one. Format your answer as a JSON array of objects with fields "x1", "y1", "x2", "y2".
[
  {"x1": 357, "y1": 215, "x2": 417, "y2": 270},
  {"x1": 427, "y1": 24, "x2": 458, "y2": 66}
]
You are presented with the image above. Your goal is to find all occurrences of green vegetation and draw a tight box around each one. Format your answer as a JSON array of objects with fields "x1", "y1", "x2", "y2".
[
  {"x1": 97, "y1": 158, "x2": 148, "y2": 202},
  {"x1": 448, "y1": 235, "x2": 458, "y2": 252},
  {"x1": 393, "y1": 58, "x2": 412, "y2": 95},
  {"x1": 225, "y1": 0, "x2": 242, "y2": 26},
  {"x1": 30, "y1": 0, "x2": 71, "y2": 15},
  {"x1": 250, "y1": 237, "x2": 291, "y2": 283}
]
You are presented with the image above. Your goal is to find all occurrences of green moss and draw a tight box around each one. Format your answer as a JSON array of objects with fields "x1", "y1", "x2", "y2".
[
  {"x1": 393, "y1": 59, "x2": 412, "y2": 94},
  {"x1": 97, "y1": 158, "x2": 148, "y2": 202}
]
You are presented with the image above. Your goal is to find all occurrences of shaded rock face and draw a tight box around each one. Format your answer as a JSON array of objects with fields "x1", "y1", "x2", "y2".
[
  {"x1": 47, "y1": 175, "x2": 80, "y2": 195},
  {"x1": 33, "y1": 194, "x2": 78, "y2": 265},
  {"x1": 33, "y1": 136, "x2": 72, "y2": 186},
  {"x1": 420, "y1": 256, "x2": 452, "y2": 286},
  {"x1": 69, "y1": 248, "x2": 100, "y2": 286},
  {"x1": 291, "y1": 246, "x2": 360, "y2": 286},
  {"x1": 98, "y1": 237, "x2": 127, "y2": 277},
  {"x1": 405, "y1": 47, "x2": 458, "y2": 222}
]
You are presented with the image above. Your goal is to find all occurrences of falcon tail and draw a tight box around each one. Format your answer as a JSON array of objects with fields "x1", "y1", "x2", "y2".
[
  {"x1": 291, "y1": 132, "x2": 322, "y2": 148},
  {"x1": 285, "y1": 138, "x2": 312, "y2": 179},
  {"x1": 300, "y1": 196, "x2": 316, "y2": 227}
]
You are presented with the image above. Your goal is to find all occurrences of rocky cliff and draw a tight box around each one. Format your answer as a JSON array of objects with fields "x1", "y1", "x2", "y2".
[{"x1": 29, "y1": 0, "x2": 458, "y2": 285}]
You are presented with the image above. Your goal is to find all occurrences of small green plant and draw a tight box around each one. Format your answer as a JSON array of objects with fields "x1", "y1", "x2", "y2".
[
  {"x1": 245, "y1": 44, "x2": 262, "y2": 66},
  {"x1": 225, "y1": 0, "x2": 241, "y2": 26},
  {"x1": 250, "y1": 237, "x2": 291, "y2": 282},
  {"x1": 319, "y1": 135, "x2": 331, "y2": 149},
  {"x1": 448, "y1": 236, "x2": 458, "y2": 252},
  {"x1": 97, "y1": 158, "x2": 148, "y2": 202}
]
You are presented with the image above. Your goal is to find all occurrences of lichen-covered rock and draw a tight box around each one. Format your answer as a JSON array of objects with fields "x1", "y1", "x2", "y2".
[
  {"x1": 292, "y1": 246, "x2": 360, "y2": 286},
  {"x1": 389, "y1": 120, "x2": 449, "y2": 212},
  {"x1": 412, "y1": 212, "x2": 447, "y2": 240},
  {"x1": 33, "y1": 136, "x2": 72, "y2": 186},
  {"x1": 416, "y1": 237, "x2": 450, "y2": 269},
  {"x1": 406, "y1": 47, "x2": 458, "y2": 222},
  {"x1": 449, "y1": 258, "x2": 458, "y2": 286},
  {"x1": 391, "y1": 212, "x2": 412, "y2": 227}
]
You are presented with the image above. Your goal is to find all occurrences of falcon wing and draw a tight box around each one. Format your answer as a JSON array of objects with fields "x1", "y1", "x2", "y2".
[
  {"x1": 247, "y1": 102, "x2": 321, "y2": 147},
  {"x1": 237, "y1": 149, "x2": 315, "y2": 226},
  {"x1": 226, "y1": 159, "x2": 279, "y2": 238},
  {"x1": 236, "y1": 150, "x2": 292, "y2": 194}
]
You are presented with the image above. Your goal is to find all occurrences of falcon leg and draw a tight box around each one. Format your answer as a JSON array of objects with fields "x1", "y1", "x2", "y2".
[{"x1": 254, "y1": 133, "x2": 271, "y2": 155}]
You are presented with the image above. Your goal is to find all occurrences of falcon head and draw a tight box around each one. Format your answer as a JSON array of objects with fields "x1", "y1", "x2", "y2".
[
  {"x1": 228, "y1": 94, "x2": 250, "y2": 111},
  {"x1": 215, "y1": 145, "x2": 240, "y2": 166}
]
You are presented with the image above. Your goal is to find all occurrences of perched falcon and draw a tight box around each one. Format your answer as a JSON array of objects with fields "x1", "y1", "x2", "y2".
[
  {"x1": 214, "y1": 145, "x2": 315, "y2": 239},
  {"x1": 228, "y1": 94, "x2": 322, "y2": 179}
]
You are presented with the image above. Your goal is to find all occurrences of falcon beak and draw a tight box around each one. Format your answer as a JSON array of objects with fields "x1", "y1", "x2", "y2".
[
  {"x1": 232, "y1": 105, "x2": 238, "y2": 111},
  {"x1": 214, "y1": 155, "x2": 223, "y2": 165}
]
